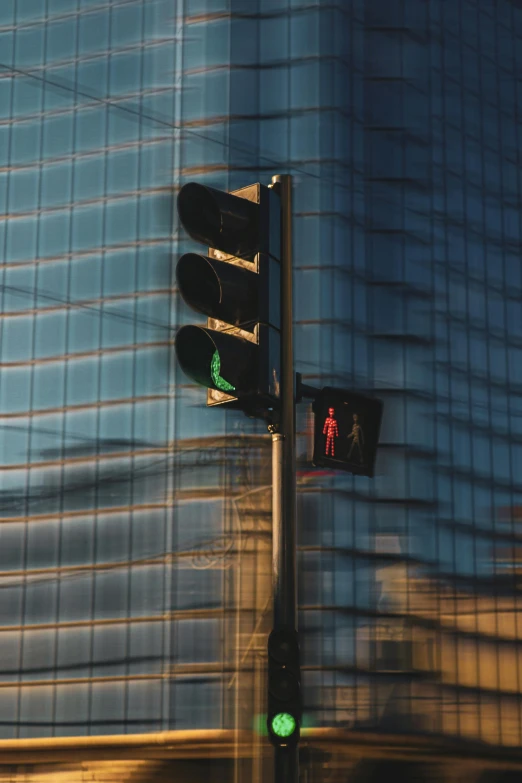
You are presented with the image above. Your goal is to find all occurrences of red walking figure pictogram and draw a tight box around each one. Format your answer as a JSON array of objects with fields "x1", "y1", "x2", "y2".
[{"x1": 323, "y1": 407, "x2": 339, "y2": 456}]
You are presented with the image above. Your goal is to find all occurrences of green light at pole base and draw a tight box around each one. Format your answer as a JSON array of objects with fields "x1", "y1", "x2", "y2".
[
  {"x1": 270, "y1": 712, "x2": 297, "y2": 739},
  {"x1": 211, "y1": 350, "x2": 235, "y2": 392}
]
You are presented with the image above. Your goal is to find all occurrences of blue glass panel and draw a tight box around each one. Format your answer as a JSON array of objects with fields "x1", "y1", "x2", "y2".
[
  {"x1": 170, "y1": 678, "x2": 222, "y2": 729},
  {"x1": 174, "y1": 566, "x2": 222, "y2": 610},
  {"x1": 183, "y1": 71, "x2": 230, "y2": 121},
  {"x1": 41, "y1": 115, "x2": 74, "y2": 161},
  {"x1": 0, "y1": 368, "x2": 32, "y2": 413},
  {"x1": 19, "y1": 685, "x2": 54, "y2": 737},
  {"x1": 67, "y1": 356, "x2": 100, "y2": 405},
  {"x1": 35, "y1": 312, "x2": 67, "y2": 358},
  {"x1": 60, "y1": 516, "x2": 95, "y2": 566},
  {"x1": 127, "y1": 679, "x2": 162, "y2": 728},
  {"x1": 25, "y1": 580, "x2": 58, "y2": 624},
  {"x1": 6, "y1": 218, "x2": 38, "y2": 262},
  {"x1": 130, "y1": 564, "x2": 165, "y2": 616},
  {"x1": 79, "y1": 11, "x2": 110, "y2": 55},
  {"x1": 21, "y1": 628, "x2": 55, "y2": 679},
  {"x1": 129, "y1": 621, "x2": 163, "y2": 674},
  {"x1": 90, "y1": 680, "x2": 125, "y2": 731},
  {"x1": 175, "y1": 618, "x2": 221, "y2": 663},
  {"x1": 57, "y1": 627, "x2": 90, "y2": 679},
  {"x1": 0, "y1": 685, "x2": 18, "y2": 739},
  {"x1": 93, "y1": 624, "x2": 127, "y2": 676},
  {"x1": 75, "y1": 106, "x2": 107, "y2": 153},
  {"x1": 54, "y1": 683, "x2": 89, "y2": 733},
  {"x1": 26, "y1": 520, "x2": 60, "y2": 568},
  {"x1": 47, "y1": 18, "x2": 77, "y2": 62},
  {"x1": 112, "y1": 2, "x2": 144, "y2": 46}
]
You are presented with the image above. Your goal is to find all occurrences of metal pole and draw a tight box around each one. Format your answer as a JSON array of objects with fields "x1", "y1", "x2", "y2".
[
  {"x1": 270, "y1": 173, "x2": 298, "y2": 783},
  {"x1": 271, "y1": 431, "x2": 284, "y2": 621}
]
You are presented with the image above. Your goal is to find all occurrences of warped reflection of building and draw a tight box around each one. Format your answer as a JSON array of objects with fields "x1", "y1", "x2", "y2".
[
  {"x1": 2, "y1": 0, "x2": 522, "y2": 781},
  {"x1": 336, "y1": 535, "x2": 522, "y2": 748},
  {"x1": 0, "y1": 432, "x2": 272, "y2": 736}
]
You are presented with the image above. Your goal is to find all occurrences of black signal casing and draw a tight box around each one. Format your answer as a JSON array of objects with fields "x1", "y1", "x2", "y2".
[
  {"x1": 266, "y1": 628, "x2": 302, "y2": 749},
  {"x1": 175, "y1": 181, "x2": 281, "y2": 418}
]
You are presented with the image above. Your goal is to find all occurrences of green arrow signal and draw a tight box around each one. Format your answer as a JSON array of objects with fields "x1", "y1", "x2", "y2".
[{"x1": 211, "y1": 350, "x2": 235, "y2": 392}]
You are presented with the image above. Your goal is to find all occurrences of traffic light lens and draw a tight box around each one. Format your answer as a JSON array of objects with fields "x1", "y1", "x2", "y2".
[
  {"x1": 268, "y1": 669, "x2": 299, "y2": 701},
  {"x1": 268, "y1": 629, "x2": 299, "y2": 664},
  {"x1": 211, "y1": 350, "x2": 235, "y2": 392},
  {"x1": 270, "y1": 712, "x2": 297, "y2": 738},
  {"x1": 178, "y1": 183, "x2": 221, "y2": 244},
  {"x1": 176, "y1": 325, "x2": 257, "y2": 394}
]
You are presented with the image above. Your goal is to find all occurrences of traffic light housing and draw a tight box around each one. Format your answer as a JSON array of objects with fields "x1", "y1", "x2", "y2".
[
  {"x1": 267, "y1": 628, "x2": 301, "y2": 748},
  {"x1": 312, "y1": 387, "x2": 383, "y2": 476},
  {"x1": 175, "y1": 182, "x2": 281, "y2": 416}
]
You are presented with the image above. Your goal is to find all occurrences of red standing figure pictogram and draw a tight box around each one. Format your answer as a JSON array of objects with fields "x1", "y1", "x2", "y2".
[{"x1": 323, "y1": 407, "x2": 339, "y2": 456}]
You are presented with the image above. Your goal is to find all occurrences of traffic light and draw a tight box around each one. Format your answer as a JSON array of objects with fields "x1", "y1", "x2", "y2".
[
  {"x1": 312, "y1": 387, "x2": 383, "y2": 476},
  {"x1": 175, "y1": 181, "x2": 281, "y2": 416},
  {"x1": 267, "y1": 628, "x2": 301, "y2": 748}
]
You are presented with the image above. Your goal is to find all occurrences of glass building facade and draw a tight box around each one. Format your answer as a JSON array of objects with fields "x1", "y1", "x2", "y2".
[{"x1": 1, "y1": 0, "x2": 522, "y2": 761}]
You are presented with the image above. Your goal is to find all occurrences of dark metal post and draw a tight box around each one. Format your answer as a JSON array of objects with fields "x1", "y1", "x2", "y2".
[{"x1": 270, "y1": 173, "x2": 298, "y2": 783}]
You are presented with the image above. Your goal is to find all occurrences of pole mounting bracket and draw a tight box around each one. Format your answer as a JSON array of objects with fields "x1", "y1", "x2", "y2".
[{"x1": 295, "y1": 372, "x2": 320, "y2": 403}]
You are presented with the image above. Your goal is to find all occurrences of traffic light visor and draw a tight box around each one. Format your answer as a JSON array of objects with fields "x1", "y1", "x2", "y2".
[
  {"x1": 176, "y1": 253, "x2": 221, "y2": 319},
  {"x1": 176, "y1": 252, "x2": 258, "y2": 326},
  {"x1": 177, "y1": 183, "x2": 220, "y2": 243},
  {"x1": 177, "y1": 182, "x2": 259, "y2": 256}
]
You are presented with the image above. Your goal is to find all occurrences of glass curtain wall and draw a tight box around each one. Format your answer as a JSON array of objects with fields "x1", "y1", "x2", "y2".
[
  {"x1": 1, "y1": 0, "x2": 522, "y2": 752},
  {"x1": 0, "y1": 0, "x2": 235, "y2": 737},
  {"x1": 340, "y1": 0, "x2": 522, "y2": 748}
]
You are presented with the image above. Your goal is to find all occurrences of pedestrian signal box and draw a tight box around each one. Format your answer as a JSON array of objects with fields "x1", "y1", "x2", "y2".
[{"x1": 312, "y1": 387, "x2": 383, "y2": 477}]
